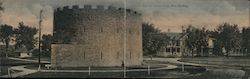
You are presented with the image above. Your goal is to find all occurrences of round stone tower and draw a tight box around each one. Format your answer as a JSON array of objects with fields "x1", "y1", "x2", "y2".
[{"x1": 51, "y1": 5, "x2": 143, "y2": 67}]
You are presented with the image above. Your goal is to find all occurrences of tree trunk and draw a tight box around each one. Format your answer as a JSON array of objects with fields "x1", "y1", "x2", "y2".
[
  {"x1": 226, "y1": 51, "x2": 229, "y2": 57},
  {"x1": 5, "y1": 42, "x2": 8, "y2": 57},
  {"x1": 191, "y1": 50, "x2": 194, "y2": 57}
]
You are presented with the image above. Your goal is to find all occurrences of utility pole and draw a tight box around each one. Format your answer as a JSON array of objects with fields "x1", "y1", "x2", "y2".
[
  {"x1": 123, "y1": 0, "x2": 127, "y2": 78},
  {"x1": 0, "y1": 1, "x2": 4, "y2": 75},
  {"x1": 38, "y1": 9, "x2": 43, "y2": 71}
]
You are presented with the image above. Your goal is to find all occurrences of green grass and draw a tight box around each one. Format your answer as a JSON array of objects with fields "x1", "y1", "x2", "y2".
[
  {"x1": 189, "y1": 68, "x2": 245, "y2": 79},
  {"x1": 180, "y1": 57, "x2": 250, "y2": 67}
]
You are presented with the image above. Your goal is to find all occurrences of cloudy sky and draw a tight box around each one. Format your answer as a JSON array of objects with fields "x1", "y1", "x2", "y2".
[{"x1": 1, "y1": 0, "x2": 249, "y2": 34}]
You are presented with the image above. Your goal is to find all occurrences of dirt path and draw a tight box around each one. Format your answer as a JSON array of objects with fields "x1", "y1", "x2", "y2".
[
  {"x1": 0, "y1": 57, "x2": 50, "y2": 78},
  {"x1": 0, "y1": 65, "x2": 37, "y2": 78}
]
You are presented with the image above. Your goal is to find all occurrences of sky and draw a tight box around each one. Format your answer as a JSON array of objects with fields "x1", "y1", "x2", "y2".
[{"x1": 0, "y1": 0, "x2": 249, "y2": 34}]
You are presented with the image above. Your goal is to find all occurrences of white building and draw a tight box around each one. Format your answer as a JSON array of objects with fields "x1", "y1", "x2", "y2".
[{"x1": 157, "y1": 33, "x2": 188, "y2": 57}]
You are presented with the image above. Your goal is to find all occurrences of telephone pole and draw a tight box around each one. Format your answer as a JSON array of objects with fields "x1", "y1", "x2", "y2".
[
  {"x1": 38, "y1": 9, "x2": 43, "y2": 71},
  {"x1": 123, "y1": 0, "x2": 127, "y2": 78}
]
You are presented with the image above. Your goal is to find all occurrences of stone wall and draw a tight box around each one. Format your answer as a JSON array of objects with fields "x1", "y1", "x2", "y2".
[{"x1": 51, "y1": 5, "x2": 143, "y2": 67}]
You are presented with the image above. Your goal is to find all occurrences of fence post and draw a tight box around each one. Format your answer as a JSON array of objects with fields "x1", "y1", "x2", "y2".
[
  {"x1": 123, "y1": 66, "x2": 126, "y2": 78},
  {"x1": 148, "y1": 65, "x2": 150, "y2": 75},
  {"x1": 88, "y1": 66, "x2": 91, "y2": 76},
  {"x1": 8, "y1": 68, "x2": 11, "y2": 77},
  {"x1": 182, "y1": 63, "x2": 185, "y2": 72}
]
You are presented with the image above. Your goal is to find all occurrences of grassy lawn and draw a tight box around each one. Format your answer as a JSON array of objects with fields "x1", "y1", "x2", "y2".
[
  {"x1": 180, "y1": 57, "x2": 250, "y2": 67},
  {"x1": 187, "y1": 68, "x2": 246, "y2": 79},
  {"x1": 180, "y1": 57, "x2": 250, "y2": 79}
]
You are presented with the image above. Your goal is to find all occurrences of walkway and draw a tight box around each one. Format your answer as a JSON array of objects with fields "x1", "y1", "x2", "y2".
[
  {"x1": 40, "y1": 64, "x2": 177, "y2": 73},
  {"x1": 145, "y1": 58, "x2": 249, "y2": 69},
  {"x1": 0, "y1": 65, "x2": 38, "y2": 78},
  {"x1": 0, "y1": 57, "x2": 50, "y2": 78},
  {"x1": 8, "y1": 57, "x2": 50, "y2": 63}
]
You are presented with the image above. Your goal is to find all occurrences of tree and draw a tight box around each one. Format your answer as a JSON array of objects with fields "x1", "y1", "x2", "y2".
[
  {"x1": 41, "y1": 34, "x2": 53, "y2": 57},
  {"x1": 185, "y1": 25, "x2": 197, "y2": 56},
  {"x1": 0, "y1": 24, "x2": 14, "y2": 56},
  {"x1": 213, "y1": 23, "x2": 241, "y2": 56},
  {"x1": 197, "y1": 27, "x2": 209, "y2": 56},
  {"x1": 142, "y1": 22, "x2": 169, "y2": 55},
  {"x1": 242, "y1": 27, "x2": 250, "y2": 56},
  {"x1": 185, "y1": 25, "x2": 209, "y2": 56},
  {"x1": 14, "y1": 22, "x2": 38, "y2": 51},
  {"x1": 211, "y1": 29, "x2": 223, "y2": 56}
]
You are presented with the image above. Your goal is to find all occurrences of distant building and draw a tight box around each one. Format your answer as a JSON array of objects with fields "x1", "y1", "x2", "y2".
[
  {"x1": 157, "y1": 32, "x2": 188, "y2": 57},
  {"x1": 15, "y1": 45, "x2": 32, "y2": 58},
  {"x1": 206, "y1": 37, "x2": 215, "y2": 56}
]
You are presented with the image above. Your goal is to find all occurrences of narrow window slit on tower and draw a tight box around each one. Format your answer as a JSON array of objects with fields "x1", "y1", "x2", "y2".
[
  {"x1": 84, "y1": 52, "x2": 85, "y2": 59},
  {"x1": 101, "y1": 52, "x2": 103, "y2": 59},
  {"x1": 83, "y1": 27, "x2": 86, "y2": 32},
  {"x1": 101, "y1": 27, "x2": 103, "y2": 32},
  {"x1": 117, "y1": 28, "x2": 119, "y2": 33},
  {"x1": 129, "y1": 29, "x2": 132, "y2": 34},
  {"x1": 130, "y1": 52, "x2": 132, "y2": 59},
  {"x1": 117, "y1": 52, "x2": 119, "y2": 59}
]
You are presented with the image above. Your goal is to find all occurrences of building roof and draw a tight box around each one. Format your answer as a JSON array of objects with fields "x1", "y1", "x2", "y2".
[
  {"x1": 15, "y1": 45, "x2": 28, "y2": 53},
  {"x1": 165, "y1": 32, "x2": 187, "y2": 40}
]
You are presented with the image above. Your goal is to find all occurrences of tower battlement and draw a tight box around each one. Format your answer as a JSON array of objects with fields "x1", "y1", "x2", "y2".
[{"x1": 55, "y1": 5, "x2": 141, "y2": 15}]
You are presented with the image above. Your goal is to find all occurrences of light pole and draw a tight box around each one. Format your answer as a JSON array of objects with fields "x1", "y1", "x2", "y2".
[{"x1": 38, "y1": 9, "x2": 43, "y2": 71}]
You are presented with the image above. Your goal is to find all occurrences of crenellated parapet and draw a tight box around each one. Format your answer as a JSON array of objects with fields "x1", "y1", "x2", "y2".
[{"x1": 55, "y1": 5, "x2": 141, "y2": 16}]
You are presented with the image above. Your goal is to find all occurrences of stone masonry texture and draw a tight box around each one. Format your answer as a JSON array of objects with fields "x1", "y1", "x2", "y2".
[{"x1": 51, "y1": 5, "x2": 143, "y2": 67}]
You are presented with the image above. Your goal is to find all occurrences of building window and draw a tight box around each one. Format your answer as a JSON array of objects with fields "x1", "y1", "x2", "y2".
[
  {"x1": 83, "y1": 52, "x2": 85, "y2": 59},
  {"x1": 176, "y1": 41, "x2": 180, "y2": 46},
  {"x1": 101, "y1": 52, "x2": 103, "y2": 59},
  {"x1": 166, "y1": 48, "x2": 170, "y2": 52},
  {"x1": 130, "y1": 52, "x2": 132, "y2": 59},
  {"x1": 138, "y1": 53, "x2": 140, "y2": 58},
  {"x1": 117, "y1": 52, "x2": 119, "y2": 59},
  {"x1": 101, "y1": 27, "x2": 103, "y2": 32},
  {"x1": 83, "y1": 27, "x2": 86, "y2": 32},
  {"x1": 172, "y1": 48, "x2": 176, "y2": 52},
  {"x1": 177, "y1": 48, "x2": 180, "y2": 52},
  {"x1": 129, "y1": 29, "x2": 132, "y2": 34},
  {"x1": 117, "y1": 28, "x2": 119, "y2": 33}
]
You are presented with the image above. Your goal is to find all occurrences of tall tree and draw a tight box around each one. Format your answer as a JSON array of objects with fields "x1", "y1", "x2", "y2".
[
  {"x1": 14, "y1": 22, "x2": 38, "y2": 51},
  {"x1": 142, "y1": 22, "x2": 169, "y2": 55},
  {"x1": 0, "y1": 24, "x2": 14, "y2": 56},
  {"x1": 212, "y1": 32, "x2": 224, "y2": 56},
  {"x1": 197, "y1": 27, "x2": 209, "y2": 56},
  {"x1": 214, "y1": 23, "x2": 241, "y2": 56},
  {"x1": 185, "y1": 25, "x2": 197, "y2": 56},
  {"x1": 41, "y1": 34, "x2": 53, "y2": 52},
  {"x1": 242, "y1": 27, "x2": 250, "y2": 56},
  {"x1": 185, "y1": 25, "x2": 209, "y2": 56}
]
